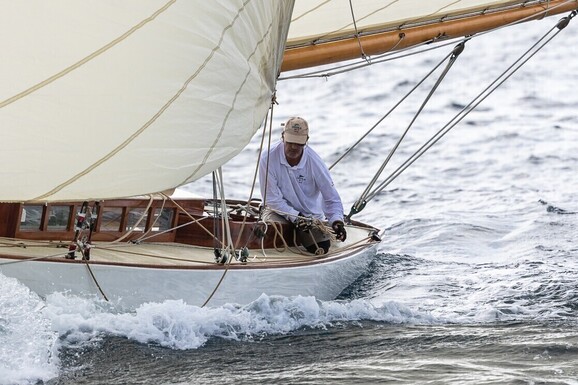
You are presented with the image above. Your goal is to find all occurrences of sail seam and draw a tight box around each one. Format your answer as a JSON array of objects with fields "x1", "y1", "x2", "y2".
[
  {"x1": 291, "y1": 0, "x2": 330, "y2": 24},
  {"x1": 32, "y1": 1, "x2": 255, "y2": 201},
  {"x1": 303, "y1": 1, "x2": 401, "y2": 44},
  {"x1": 182, "y1": 2, "x2": 277, "y2": 184},
  {"x1": 0, "y1": 0, "x2": 176, "y2": 109}
]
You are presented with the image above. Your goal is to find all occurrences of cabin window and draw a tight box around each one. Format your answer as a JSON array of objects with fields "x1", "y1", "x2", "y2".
[
  {"x1": 151, "y1": 208, "x2": 174, "y2": 232},
  {"x1": 101, "y1": 207, "x2": 123, "y2": 232},
  {"x1": 47, "y1": 205, "x2": 71, "y2": 231},
  {"x1": 20, "y1": 205, "x2": 43, "y2": 231},
  {"x1": 126, "y1": 208, "x2": 148, "y2": 232}
]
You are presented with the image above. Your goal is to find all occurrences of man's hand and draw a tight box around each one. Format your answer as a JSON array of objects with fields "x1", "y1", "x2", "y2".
[
  {"x1": 294, "y1": 213, "x2": 313, "y2": 231},
  {"x1": 332, "y1": 221, "x2": 347, "y2": 241}
]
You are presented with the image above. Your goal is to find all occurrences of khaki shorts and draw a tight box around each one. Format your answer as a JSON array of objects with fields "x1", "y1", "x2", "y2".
[{"x1": 261, "y1": 208, "x2": 331, "y2": 250}]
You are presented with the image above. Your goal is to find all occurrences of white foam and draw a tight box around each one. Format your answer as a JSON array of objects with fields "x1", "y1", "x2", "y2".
[
  {"x1": 2, "y1": 284, "x2": 437, "y2": 383},
  {"x1": 41, "y1": 292, "x2": 438, "y2": 352},
  {"x1": 0, "y1": 276, "x2": 59, "y2": 385}
]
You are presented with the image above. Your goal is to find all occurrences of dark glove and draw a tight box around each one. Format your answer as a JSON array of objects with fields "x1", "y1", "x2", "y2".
[
  {"x1": 332, "y1": 221, "x2": 347, "y2": 242},
  {"x1": 294, "y1": 213, "x2": 312, "y2": 231}
]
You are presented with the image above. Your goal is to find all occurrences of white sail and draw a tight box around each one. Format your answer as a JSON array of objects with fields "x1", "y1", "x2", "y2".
[
  {"x1": 0, "y1": 1, "x2": 293, "y2": 202},
  {"x1": 289, "y1": 0, "x2": 518, "y2": 44}
]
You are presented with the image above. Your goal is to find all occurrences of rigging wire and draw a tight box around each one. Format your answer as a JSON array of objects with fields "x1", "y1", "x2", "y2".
[
  {"x1": 232, "y1": 95, "x2": 276, "y2": 250},
  {"x1": 348, "y1": 0, "x2": 370, "y2": 63},
  {"x1": 359, "y1": 11, "x2": 576, "y2": 208},
  {"x1": 216, "y1": 168, "x2": 235, "y2": 255},
  {"x1": 212, "y1": 170, "x2": 221, "y2": 257},
  {"x1": 329, "y1": 47, "x2": 456, "y2": 171},
  {"x1": 261, "y1": 97, "x2": 276, "y2": 211},
  {"x1": 345, "y1": 41, "x2": 467, "y2": 221},
  {"x1": 201, "y1": 98, "x2": 277, "y2": 308},
  {"x1": 201, "y1": 166, "x2": 234, "y2": 308},
  {"x1": 158, "y1": 193, "x2": 225, "y2": 246},
  {"x1": 81, "y1": 257, "x2": 109, "y2": 301}
]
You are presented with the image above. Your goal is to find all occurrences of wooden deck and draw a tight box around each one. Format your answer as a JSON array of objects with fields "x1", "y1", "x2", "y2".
[{"x1": 0, "y1": 198, "x2": 380, "y2": 270}]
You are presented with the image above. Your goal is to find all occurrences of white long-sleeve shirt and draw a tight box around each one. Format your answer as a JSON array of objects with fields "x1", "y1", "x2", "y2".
[{"x1": 259, "y1": 141, "x2": 344, "y2": 225}]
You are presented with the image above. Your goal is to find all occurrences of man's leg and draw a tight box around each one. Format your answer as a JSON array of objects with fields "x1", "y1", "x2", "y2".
[
  {"x1": 298, "y1": 227, "x2": 331, "y2": 255},
  {"x1": 262, "y1": 208, "x2": 331, "y2": 254}
]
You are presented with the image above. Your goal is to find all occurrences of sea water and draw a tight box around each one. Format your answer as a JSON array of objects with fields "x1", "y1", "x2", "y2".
[{"x1": 1, "y1": 17, "x2": 578, "y2": 385}]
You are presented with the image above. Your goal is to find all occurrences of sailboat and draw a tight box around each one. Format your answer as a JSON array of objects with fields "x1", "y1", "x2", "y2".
[{"x1": 0, "y1": 1, "x2": 576, "y2": 309}]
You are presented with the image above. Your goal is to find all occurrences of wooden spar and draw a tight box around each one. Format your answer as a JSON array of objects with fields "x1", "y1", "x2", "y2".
[{"x1": 281, "y1": 0, "x2": 578, "y2": 72}]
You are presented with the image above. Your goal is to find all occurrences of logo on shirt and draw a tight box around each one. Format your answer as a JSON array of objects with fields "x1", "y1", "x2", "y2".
[{"x1": 297, "y1": 174, "x2": 306, "y2": 184}]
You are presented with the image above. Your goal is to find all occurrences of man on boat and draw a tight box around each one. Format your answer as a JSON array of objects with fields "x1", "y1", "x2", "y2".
[{"x1": 259, "y1": 116, "x2": 347, "y2": 254}]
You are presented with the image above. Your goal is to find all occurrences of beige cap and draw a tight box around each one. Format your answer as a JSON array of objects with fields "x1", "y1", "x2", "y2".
[{"x1": 283, "y1": 117, "x2": 309, "y2": 144}]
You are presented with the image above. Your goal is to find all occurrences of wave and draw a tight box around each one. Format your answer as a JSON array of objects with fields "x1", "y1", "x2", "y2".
[
  {"x1": 42, "y1": 292, "x2": 438, "y2": 352},
  {"x1": 0, "y1": 280, "x2": 436, "y2": 384}
]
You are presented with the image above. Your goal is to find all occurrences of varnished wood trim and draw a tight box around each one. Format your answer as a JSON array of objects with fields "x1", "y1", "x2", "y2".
[{"x1": 281, "y1": 1, "x2": 578, "y2": 72}]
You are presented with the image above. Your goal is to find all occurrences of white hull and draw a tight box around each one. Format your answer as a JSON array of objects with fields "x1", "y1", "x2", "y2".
[{"x1": 0, "y1": 245, "x2": 377, "y2": 309}]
